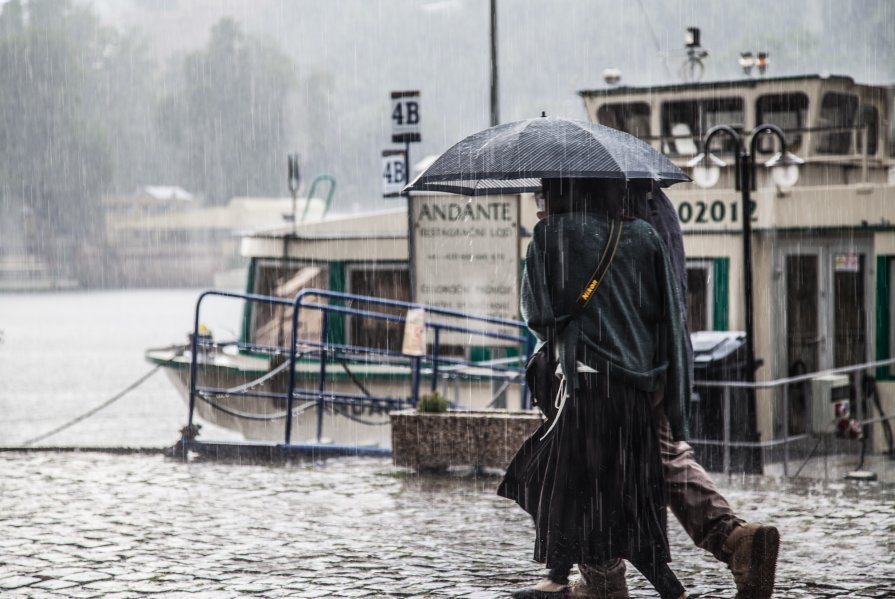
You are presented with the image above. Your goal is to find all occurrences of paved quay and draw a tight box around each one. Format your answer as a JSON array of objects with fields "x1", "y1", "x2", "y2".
[{"x1": 0, "y1": 452, "x2": 893, "y2": 598}]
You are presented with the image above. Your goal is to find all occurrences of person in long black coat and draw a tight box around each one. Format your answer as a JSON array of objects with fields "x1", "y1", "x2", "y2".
[{"x1": 499, "y1": 178, "x2": 689, "y2": 599}]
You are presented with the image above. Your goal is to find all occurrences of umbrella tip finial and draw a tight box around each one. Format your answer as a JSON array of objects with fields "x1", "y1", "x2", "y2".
[{"x1": 541, "y1": 111, "x2": 547, "y2": 118}]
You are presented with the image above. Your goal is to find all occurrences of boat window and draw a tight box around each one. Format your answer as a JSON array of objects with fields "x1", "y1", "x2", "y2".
[
  {"x1": 686, "y1": 262, "x2": 713, "y2": 332},
  {"x1": 661, "y1": 97, "x2": 743, "y2": 157},
  {"x1": 346, "y1": 265, "x2": 410, "y2": 352},
  {"x1": 815, "y1": 92, "x2": 859, "y2": 155},
  {"x1": 662, "y1": 101, "x2": 698, "y2": 156},
  {"x1": 856, "y1": 104, "x2": 879, "y2": 156},
  {"x1": 703, "y1": 97, "x2": 744, "y2": 132},
  {"x1": 755, "y1": 93, "x2": 808, "y2": 153},
  {"x1": 785, "y1": 254, "x2": 819, "y2": 435},
  {"x1": 596, "y1": 102, "x2": 651, "y2": 138},
  {"x1": 250, "y1": 261, "x2": 328, "y2": 349},
  {"x1": 833, "y1": 253, "x2": 866, "y2": 369},
  {"x1": 890, "y1": 97, "x2": 895, "y2": 158},
  {"x1": 888, "y1": 258, "x2": 895, "y2": 377}
]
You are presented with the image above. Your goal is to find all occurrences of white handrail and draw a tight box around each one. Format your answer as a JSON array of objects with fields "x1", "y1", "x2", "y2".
[
  {"x1": 690, "y1": 355, "x2": 895, "y2": 479},
  {"x1": 694, "y1": 356, "x2": 895, "y2": 389}
]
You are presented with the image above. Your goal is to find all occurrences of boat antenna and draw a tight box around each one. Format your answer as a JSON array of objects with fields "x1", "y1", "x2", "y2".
[
  {"x1": 680, "y1": 27, "x2": 708, "y2": 82},
  {"x1": 286, "y1": 153, "x2": 300, "y2": 235},
  {"x1": 633, "y1": 0, "x2": 673, "y2": 81}
]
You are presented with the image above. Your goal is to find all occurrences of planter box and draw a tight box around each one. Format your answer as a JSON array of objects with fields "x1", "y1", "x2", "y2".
[{"x1": 390, "y1": 409, "x2": 543, "y2": 471}]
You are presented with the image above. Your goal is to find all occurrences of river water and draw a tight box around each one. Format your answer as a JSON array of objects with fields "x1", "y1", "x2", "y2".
[{"x1": 0, "y1": 289, "x2": 244, "y2": 447}]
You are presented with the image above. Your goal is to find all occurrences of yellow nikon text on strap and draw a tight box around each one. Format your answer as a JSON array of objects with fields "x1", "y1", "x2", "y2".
[
  {"x1": 580, "y1": 280, "x2": 599, "y2": 302},
  {"x1": 575, "y1": 219, "x2": 624, "y2": 308}
]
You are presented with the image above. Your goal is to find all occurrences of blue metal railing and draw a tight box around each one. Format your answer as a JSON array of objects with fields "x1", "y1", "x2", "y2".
[{"x1": 187, "y1": 289, "x2": 531, "y2": 447}]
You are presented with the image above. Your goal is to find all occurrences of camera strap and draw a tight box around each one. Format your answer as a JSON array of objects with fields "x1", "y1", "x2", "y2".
[{"x1": 572, "y1": 218, "x2": 624, "y2": 316}]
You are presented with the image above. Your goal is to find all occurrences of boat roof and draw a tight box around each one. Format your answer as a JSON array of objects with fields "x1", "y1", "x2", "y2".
[
  {"x1": 241, "y1": 207, "x2": 409, "y2": 261},
  {"x1": 578, "y1": 73, "x2": 892, "y2": 98},
  {"x1": 247, "y1": 206, "x2": 407, "y2": 239}
]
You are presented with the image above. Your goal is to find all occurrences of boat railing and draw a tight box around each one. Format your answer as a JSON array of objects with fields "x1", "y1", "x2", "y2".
[
  {"x1": 643, "y1": 125, "x2": 878, "y2": 177},
  {"x1": 186, "y1": 289, "x2": 531, "y2": 447},
  {"x1": 185, "y1": 290, "x2": 895, "y2": 470},
  {"x1": 689, "y1": 356, "x2": 895, "y2": 478}
]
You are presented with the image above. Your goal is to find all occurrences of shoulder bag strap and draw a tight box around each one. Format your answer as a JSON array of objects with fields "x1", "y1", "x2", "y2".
[
  {"x1": 549, "y1": 218, "x2": 624, "y2": 342},
  {"x1": 570, "y1": 217, "x2": 624, "y2": 318}
]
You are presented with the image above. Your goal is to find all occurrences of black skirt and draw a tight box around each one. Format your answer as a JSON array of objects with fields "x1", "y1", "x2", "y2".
[{"x1": 498, "y1": 372, "x2": 670, "y2": 569}]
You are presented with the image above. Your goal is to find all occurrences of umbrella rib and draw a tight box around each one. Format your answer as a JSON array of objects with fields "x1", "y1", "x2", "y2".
[{"x1": 570, "y1": 119, "x2": 627, "y2": 180}]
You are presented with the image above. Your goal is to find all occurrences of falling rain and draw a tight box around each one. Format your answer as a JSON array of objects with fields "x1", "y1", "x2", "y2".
[{"x1": 1, "y1": 1, "x2": 894, "y2": 597}]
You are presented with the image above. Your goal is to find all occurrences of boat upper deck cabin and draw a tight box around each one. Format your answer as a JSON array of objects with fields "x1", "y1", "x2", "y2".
[
  {"x1": 583, "y1": 74, "x2": 895, "y2": 459},
  {"x1": 215, "y1": 73, "x2": 895, "y2": 463},
  {"x1": 580, "y1": 74, "x2": 895, "y2": 189}
]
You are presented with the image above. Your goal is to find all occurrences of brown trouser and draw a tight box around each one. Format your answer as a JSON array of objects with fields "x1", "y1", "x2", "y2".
[{"x1": 580, "y1": 390, "x2": 744, "y2": 583}]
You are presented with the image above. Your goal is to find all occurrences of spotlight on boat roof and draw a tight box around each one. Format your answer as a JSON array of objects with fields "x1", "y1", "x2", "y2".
[
  {"x1": 603, "y1": 68, "x2": 622, "y2": 86},
  {"x1": 739, "y1": 52, "x2": 754, "y2": 75},
  {"x1": 685, "y1": 27, "x2": 701, "y2": 48},
  {"x1": 687, "y1": 152, "x2": 727, "y2": 189},
  {"x1": 756, "y1": 51, "x2": 769, "y2": 75}
]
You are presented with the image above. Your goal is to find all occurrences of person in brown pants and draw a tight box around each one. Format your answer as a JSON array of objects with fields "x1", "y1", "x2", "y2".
[
  {"x1": 573, "y1": 389, "x2": 779, "y2": 599},
  {"x1": 569, "y1": 188, "x2": 780, "y2": 599}
]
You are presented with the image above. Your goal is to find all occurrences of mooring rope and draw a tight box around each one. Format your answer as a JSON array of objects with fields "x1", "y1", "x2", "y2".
[
  {"x1": 19, "y1": 345, "x2": 405, "y2": 445},
  {"x1": 330, "y1": 354, "x2": 408, "y2": 425},
  {"x1": 195, "y1": 390, "x2": 395, "y2": 425},
  {"x1": 194, "y1": 392, "x2": 317, "y2": 421},
  {"x1": 336, "y1": 357, "x2": 373, "y2": 397},
  {"x1": 218, "y1": 355, "x2": 295, "y2": 394},
  {"x1": 22, "y1": 345, "x2": 421, "y2": 445},
  {"x1": 22, "y1": 363, "x2": 167, "y2": 447}
]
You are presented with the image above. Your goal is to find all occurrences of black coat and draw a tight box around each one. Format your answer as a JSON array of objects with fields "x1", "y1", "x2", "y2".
[{"x1": 497, "y1": 370, "x2": 670, "y2": 568}]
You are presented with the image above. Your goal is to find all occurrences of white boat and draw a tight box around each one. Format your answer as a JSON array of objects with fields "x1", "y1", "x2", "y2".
[
  {"x1": 151, "y1": 72, "x2": 895, "y2": 466},
  {"x1": 580, "y1": 72, "x2": 895, "y2": 467},
  {"x1": 146, "y1": 209, "x2": 529, "y2": 448}
]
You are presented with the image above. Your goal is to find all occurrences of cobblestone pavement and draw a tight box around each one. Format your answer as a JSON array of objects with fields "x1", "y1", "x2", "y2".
[{"x1": 0, "y1": 453, "x2": 892, "y2": 598}]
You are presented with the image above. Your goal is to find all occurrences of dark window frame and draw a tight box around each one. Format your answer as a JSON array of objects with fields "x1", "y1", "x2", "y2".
[
  {"x1": 249, "y1": 259, "x2": 329, "y2": 348},
  {"x1": 756, "y1": 92, "x2": 809, "y2": 154},
  {"x1": 857, "y1": 104, "x2": 879, "y2": 157},
  {"x1": 879, "y1": 256, "x2": 895, "y2": 380},
  {"x1": 595, "y1": 102, "x2": 651, "y2": 138},
  {"x1": 344, "y1": 262, "x2": 410, "y2": 352},
  {"x1": 686, "y1": 261, "x2": 714, "y2": 333},
  {"x1": 815, "y1": 92, "x2": 860, "y2": 155},
  {"x1": 660, "y1": 97, "x2": 744, "y2": 156},
  {"x1": 889, "y1": 256, "x2": 895, "y2": 377}
]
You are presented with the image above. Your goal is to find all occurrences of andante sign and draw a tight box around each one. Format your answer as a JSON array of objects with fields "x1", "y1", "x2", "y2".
[
  {"x1": 417, "y1": 201, "x2": 515, "y2": 223},
  {"x1": 411, "y1": 195, "x2": 520, "y2": 341}
]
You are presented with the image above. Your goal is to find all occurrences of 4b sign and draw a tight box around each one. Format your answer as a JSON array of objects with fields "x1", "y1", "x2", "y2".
[
  {"x1": 382, "y1": 150, "x2": 407, "y2": 197},
  {"x1": 391, "y1": 91, "x2": 420, "y2": 143}
]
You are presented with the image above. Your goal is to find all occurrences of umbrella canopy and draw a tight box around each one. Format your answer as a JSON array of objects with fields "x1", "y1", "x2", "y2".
[{"x1": 405, "y1": 116, "x2": 689, "y2": 196}]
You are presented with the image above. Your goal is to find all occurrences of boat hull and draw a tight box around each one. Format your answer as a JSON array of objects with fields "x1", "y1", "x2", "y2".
[{"x1": 150, "y1": 347, "x2": 522, "y2": 449}]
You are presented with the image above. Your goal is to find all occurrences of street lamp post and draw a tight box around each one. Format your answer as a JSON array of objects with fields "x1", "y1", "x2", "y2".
[
  {"x1": 689, "y1": 124, "x2": 803, "y2": 472},
  {"x1": 689, "y1": 124, "x2": 804, "y2": 385},
  {"x1": 489, "y1": 0, "x2": 499, "y2": 127}
]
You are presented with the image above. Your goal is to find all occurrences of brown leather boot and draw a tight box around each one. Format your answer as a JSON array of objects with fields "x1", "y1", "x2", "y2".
[
  {"x1": 723, "y1": 523, "x2": 780, "y2": 599},
  {"x1": 571, "y1": 562, "x2": 629, "y2": 599}
]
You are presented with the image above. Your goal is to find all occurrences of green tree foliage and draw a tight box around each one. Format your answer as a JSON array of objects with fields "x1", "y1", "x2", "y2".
[
  {"x1": 0, "y1": 0, "x2": 165, "y2": 283},
  {"x1": 158, "y1": 18, "x2": 296, "y2": 205},
  {"x1": 0, "y1": 0, "x2": 111, "y2": 244},
  {"x1": 96, "y1": 33, "x2": 169, "y2": 195}
]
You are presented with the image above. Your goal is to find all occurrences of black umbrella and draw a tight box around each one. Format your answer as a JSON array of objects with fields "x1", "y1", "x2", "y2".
[{"x1": 405, "y1": 116, "x2": 689, "y2": 196}]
